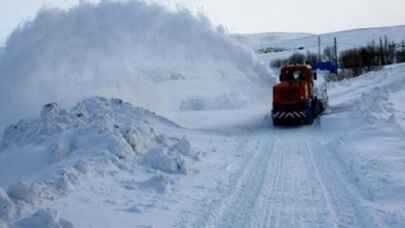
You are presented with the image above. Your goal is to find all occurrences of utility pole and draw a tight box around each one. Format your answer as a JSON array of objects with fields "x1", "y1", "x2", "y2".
[
  {"x1": 318, "y1": 36, "x2": 322, "y2": 62},
  {"x1": 334, "y1": 37, "x2": 338, "y2": 67},
  {"x1": 384, "y1": 35, "x2": 389, "y2": 64},
  {"x1": 379, "y1": 37, "x2": 385, "y2": 65}
]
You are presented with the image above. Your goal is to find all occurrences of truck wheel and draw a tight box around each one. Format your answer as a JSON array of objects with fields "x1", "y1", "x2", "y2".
[
  {"x1": 273, "y1": 118, "x2": 280, "y2": 126},
  {"x1": 312, "y1": 98, "x2": 323, "y2": 117},
  {"x1": 305, "y1": 116, "x2": 314, "y2": 125},
  {"x1": 317, "y1": 99, "x2": 325, "y2": 114},
  {"x1": 304, "y1": 111, "x2": 314, "y2": 125}
]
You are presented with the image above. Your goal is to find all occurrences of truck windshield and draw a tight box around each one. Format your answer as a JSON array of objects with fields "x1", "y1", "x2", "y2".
[{"x1": 284, "y1": 70, "x2": 305, "y2": 81}]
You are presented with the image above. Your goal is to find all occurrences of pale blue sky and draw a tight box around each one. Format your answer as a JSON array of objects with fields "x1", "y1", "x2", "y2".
[{"x1": 1, "y1": 0, "x2": 405, "y2": 45}]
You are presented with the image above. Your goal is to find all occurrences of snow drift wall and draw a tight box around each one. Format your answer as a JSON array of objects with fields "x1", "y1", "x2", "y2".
[{"x1": 0, "y1": 1, "x2": 272, "y2": 129}]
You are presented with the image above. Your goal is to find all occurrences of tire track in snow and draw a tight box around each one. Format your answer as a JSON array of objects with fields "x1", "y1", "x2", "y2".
[
  {"x1": 182, "y1": 127, "x2": 379, "y2": 228},
  {"x1": 305, "y1": 142, "x2": 339, "y2": 228},
  {"x1": 193, "y1": 132, "x2": 342, "y2": 228},
  {"x1": 263, "y1": 141, "x2": 285, "y2": 228},
  {"x1": 195, "y1": 133, "x2": 278, "y2": 228},
  {"x1": 247, "y1": 136, "x2": 338, "y2": 228},
  {"x1": 246, "y1": 136, "x2": 284, "y2": 228},
  {"x1": 305, "y1": 139, "x2": 381, "y2": 228},
  {"x1": 174, "y1": 133, "x2": 258, "y2": 228},
  {"x1": 261, "y1": 140, "x2": 284, "y2": 228}
]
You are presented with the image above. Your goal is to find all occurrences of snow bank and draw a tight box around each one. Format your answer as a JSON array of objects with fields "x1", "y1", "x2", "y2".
[
  {"x1": 0, "y1": 97, "x2": 199, "y2": 224},
  {"x1": 328, "y1": 64, "x2": 405, "y2": 125},
  {"x1": 324, "y1": 64, "x2": 405, "y2": 225},
  {"x1": 358, "y1": 87, "x2": 394, "y2": 123},
  {"x1": 0, "y1": 1, "x2": 272, "y2": 128},
  {"x1": 390, "y1": 89, "x2": 405, "y2": 130},
  {"x1": 0, "y1": 96, "x2": 195, "y2": 188},
  {"x1": 0, "y1": 98, "x2": 161, "y2": 162}
]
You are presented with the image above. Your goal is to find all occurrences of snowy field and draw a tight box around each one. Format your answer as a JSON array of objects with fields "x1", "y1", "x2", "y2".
[{"x1": 1, "y1": 1, "x2": 405, "y2": 228}]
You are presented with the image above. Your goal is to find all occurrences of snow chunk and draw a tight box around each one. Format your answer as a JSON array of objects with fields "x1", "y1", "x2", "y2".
[
  {"x1": 170, "y1": 136, "x2": 192, "y2": 157},
  {"x1": 123, "y1": 126, "x2": 156, "y2": 155},
  {"x1": 40, "y1": 103, "x2": 82, "y2": 135},
  {"x1": 141, "y1": 135, "x2": 197, "y2": 174},
  {"x1": 14, "y1": 209, "x2": 74, "y2": 228},
  {"x1": 49, "y1": 140, "x2": 73, "y2": 163},
  {"x1": 138, "y1": 175, "x2": 172, "y2": 193},
  {"x1": 142, "y1": 147, "x2": 186, "y2": 174},
  {"x1": 0, "y1": 188, "x2": 16, "y2": 220},
  {"x1": 7, "y1": 182, "x2": 38, "y2": 204},
  {"x1": 52, "y1": 169, "x2": 81, "y2": 195}
]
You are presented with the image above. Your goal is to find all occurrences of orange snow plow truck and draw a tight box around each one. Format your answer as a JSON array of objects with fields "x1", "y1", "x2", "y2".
[{"x1": 272, "y1": 64, "x2": 327, "y2": 126}]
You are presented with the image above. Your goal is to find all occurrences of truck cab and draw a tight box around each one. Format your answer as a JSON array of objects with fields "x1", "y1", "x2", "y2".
[{"x1": 272, "y1": 64, "x2": 324, "y2": 125}]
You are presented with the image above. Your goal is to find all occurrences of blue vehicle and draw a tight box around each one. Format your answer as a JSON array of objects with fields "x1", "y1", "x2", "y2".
[{"x1": 312, "y1": 61, "x2": 338, "y2": 74}]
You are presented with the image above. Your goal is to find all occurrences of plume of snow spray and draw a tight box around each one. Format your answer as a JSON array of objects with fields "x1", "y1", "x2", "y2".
[{"x1": 0, "y1": 1, "x2": 271, "y2": 129}]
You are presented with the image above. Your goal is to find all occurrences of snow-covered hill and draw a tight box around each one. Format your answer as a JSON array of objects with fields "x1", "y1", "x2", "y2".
[
  {"x1": 267, "y1": 25, "x2": 405, "y2": 50},
  {"x1": 237, "y1": 25, "x2": 405, "y2": 52},
  {"x1": 236, "y1": 25, "x2": 405, "y2": 64},
  {"x1": 232, "y1": 32, "x2": 313, "y2": 50},
  {"x1": 0, "y1": 1, "x2": 273, "y2": 130}
]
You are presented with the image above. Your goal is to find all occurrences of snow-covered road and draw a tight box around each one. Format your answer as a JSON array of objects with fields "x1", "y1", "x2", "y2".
[
  {"x1": 172, "y1": 123, "x2": 377, "y2": 228},
  {"x1": 1, "y1": 64, "x2": 404, "y2": 227},
  {"x1": 169, "y1": 65, "x2": 405, "y2": 228}
]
